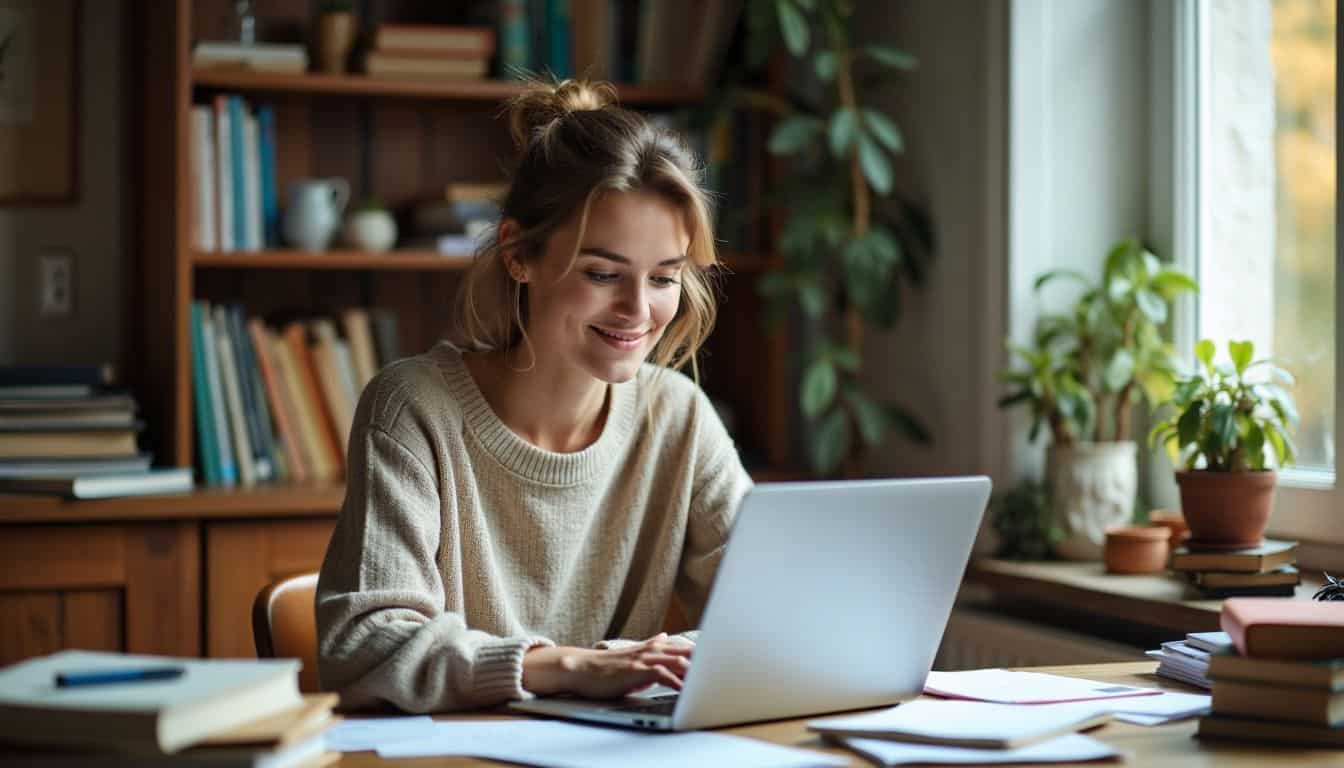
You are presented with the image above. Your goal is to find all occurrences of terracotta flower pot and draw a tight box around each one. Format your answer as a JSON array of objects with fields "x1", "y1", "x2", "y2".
[
  {"x1": 1148, "y1": 509, "x2": 1190, "y2": 547},
  {"x1": 1104, "y1": 525, "x2": 1170, "y2": 574},
  {"x1": 1175, "y1": 470, "x2": 1276, "y2": 550}
]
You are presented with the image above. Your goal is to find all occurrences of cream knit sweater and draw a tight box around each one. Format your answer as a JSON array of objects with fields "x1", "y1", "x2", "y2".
[{"x1": 316, "y1": 343, "x2": 752, "y2": 713}]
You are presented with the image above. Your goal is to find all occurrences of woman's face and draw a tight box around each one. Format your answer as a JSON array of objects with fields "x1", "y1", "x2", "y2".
[{"x1": 515, "y1": 189, "x2": 689, "y2": 384}]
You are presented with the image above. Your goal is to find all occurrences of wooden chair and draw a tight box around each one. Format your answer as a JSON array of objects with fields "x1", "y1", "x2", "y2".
[{"x1": 252, "y1": 571, "x2": 321, "y2": 693}]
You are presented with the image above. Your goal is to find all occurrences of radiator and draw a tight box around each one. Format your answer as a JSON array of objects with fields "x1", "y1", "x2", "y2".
[{"x1": 934, "y1": 607, "x2": 1145, "y2": 671}]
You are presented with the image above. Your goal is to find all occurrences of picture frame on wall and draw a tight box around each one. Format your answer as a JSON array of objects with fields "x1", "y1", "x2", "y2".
[{"x1": 0, "y1": 0, "x2": 78, "y2": 204}]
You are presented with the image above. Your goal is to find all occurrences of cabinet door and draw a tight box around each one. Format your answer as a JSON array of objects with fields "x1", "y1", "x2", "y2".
[
  {"x1": 204, "y1": 518, "x2": 335, "y2": 659},
  {"x1": 0, "y1": 523, "x2": 200, "y2": 665}
]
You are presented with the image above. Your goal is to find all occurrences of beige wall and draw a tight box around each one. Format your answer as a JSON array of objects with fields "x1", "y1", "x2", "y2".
[{"x1": 0, "y1": 0, "x2": 124, "y2": 369}]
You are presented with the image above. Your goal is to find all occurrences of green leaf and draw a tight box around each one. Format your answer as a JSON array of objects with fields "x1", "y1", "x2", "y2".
[
  {"x1": 801, "y1": 358, "x2": 838, "y2": 418},
  {"x1": 830, "y1": 346, "x2": 861, "y2": 371},
  {"x1": 777, "y1": 0, "x2": 810, "y2": 56},
  {"x1": 1150, "y1": 269, "x2": 1199, "y2": 297},
  {"x1": 861, "y1": 109, "x2": 904, "y2": 153},
  {"x1": 1107, "y1": 276, "x2": 1134, "y2": 303},
  {"x1": 1211, "y1": 402, "x2": 1237, "y2": 449},
  {"x1": 845, "y1": 388, "x2": 887, "y2": 446},
  {"x1": 1102, "y1": 349, "x2": 1135, "y2": 392},
  {"x1": 857, "y1": 134, "x2": 892, "y2": 195},
  {"x1": 1195, "y1": 339, "x2": 1216, "y2": 370},
  {"x1": 886, "y1": 403, "x2": 932, "y2": 443},
  {"x1": 828, "y1": 108, "x2": 858, "y2": 158},
  {"x1": 768, "y1": 115, "x2": 823, "y2": 155},
  {"x1": 1264, "y1": 423, "x2": 1288, "y2": 467},
  {"x1": 998, "y1": 390, "x2": 1034, "y2": 409},
  {"x1": 1177, "y1": 399, "x2": 1204, "y2": 448},
  {"x1": 864, "y1": 44, "x2": 917, "y2": 69},
  {"x1": 798, "y1": 279, "x2": 826, "y2": 317},
  {"x1": 868, "y1": 226, "x2": 901, "y2": 267},
  {"x1": 811, "y1": 408, "x2": 851, "y2": 475},
  {"x1": 1135, "y1": 289, "x2": 1167, "y2": 323},
  {"x1": 1244, "y1": 421, "x2": 1266, "y2": 470},
  {"x1": 814, "y1": 50, "x2": 838, "y2": 81},
  {"x1": 1033, "y1": 269, "x2": 1092, "y2": 292},
  {"x1": 1228, "y1": 340, "x2": 1254, "y2": 374}
]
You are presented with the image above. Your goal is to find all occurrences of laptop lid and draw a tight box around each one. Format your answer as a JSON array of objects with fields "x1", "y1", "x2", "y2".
[{"x1": 670, "y1": 476, "x2": 990, "y2": 730}]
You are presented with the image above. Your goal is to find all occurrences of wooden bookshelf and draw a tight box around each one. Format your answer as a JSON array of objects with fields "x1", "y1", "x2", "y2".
[
  {"x1": 192, "y1": 68, "x2": 705, "y2": 106},
  {"x1": 192, "y1": 249, "x2": 471, "y2": 270}
]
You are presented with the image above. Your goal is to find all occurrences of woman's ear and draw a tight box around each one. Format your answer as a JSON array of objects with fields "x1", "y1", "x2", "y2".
[{"x1": 497, "y1": 218, "x2": 529, "y2": 283}]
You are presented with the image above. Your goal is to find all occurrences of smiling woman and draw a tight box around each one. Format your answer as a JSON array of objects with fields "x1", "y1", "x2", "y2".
[{"x1": 315, "y1": 78, "x2": 754, "y2": 714}]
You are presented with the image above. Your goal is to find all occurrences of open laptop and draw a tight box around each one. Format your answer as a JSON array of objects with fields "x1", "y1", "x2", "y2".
[{"x1": 509, "y1": 476, "x2": 991, "y2": 731}]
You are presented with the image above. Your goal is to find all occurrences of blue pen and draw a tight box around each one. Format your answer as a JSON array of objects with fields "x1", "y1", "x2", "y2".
[{"x1": 55, "y1": 667, "x2": 186, "y2": 688}]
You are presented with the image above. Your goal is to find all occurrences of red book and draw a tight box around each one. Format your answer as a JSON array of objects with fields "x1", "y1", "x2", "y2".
[{"x1": 1221, "y1": 598, "x2": 1344, "y2": 659}]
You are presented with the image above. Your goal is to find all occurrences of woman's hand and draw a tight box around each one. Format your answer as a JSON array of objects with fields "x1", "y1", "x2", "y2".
[{"x1": 522, "y1": 633, "x2": 693, "y2": 699}]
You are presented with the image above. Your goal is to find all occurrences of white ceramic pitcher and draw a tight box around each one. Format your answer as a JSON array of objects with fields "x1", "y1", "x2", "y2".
[{"x1": 283, "y1": 178, "x2": 349, "y2": 251}]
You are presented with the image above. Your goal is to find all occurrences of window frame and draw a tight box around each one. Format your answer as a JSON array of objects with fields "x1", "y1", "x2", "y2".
[{"x1": 1165, "y1": 0, "x2": 1343, "y2": 551}]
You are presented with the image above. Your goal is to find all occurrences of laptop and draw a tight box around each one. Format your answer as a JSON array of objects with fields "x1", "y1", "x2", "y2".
[{"x1": 509, "y1": 476, "x2": 991, "y2": 731}]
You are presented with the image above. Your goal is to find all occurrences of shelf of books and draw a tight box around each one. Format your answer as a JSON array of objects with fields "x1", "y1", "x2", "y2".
[{"x1": 191, "y1": 69, "x2": 704, "y2": 107}]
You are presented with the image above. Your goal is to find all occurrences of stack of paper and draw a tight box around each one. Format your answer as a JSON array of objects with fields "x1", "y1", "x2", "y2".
[{"x1": 1146, "y1": 631, "x2": 1232, "y2": 689}]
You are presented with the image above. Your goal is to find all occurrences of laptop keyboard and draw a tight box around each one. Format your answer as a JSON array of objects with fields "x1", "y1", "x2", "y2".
[{"x1": 609, "y1": 694, "x2": 679, "y2": 716}]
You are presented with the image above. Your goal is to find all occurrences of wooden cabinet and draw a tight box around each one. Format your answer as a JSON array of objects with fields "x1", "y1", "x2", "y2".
[{"x1": 205, "y1": 518, "x2": 334, "y2": 658}]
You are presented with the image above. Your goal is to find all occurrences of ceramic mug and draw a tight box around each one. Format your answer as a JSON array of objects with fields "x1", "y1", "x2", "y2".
[{"x1": 283, "y1": 179, "x2": 350, "y2": 251}]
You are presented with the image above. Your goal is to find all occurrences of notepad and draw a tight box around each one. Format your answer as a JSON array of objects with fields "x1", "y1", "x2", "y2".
[
  {"x1": 807, "y1": 699, "x2": 1111, "y2": 749},
  {"x1": 924, "y1": 669, "x2": 1162, "y2": 704},
  {"x1": 835, "y1": 733, "x2": 1125, "y2": 766}
]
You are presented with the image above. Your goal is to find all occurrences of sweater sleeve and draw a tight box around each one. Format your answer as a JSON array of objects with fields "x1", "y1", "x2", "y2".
[
  {"x1": 674, "y1": 392, "x2": 754, "y2": 627},
  {"x1": 316, "y1": 423, "x2": 553, "y2": 713}
]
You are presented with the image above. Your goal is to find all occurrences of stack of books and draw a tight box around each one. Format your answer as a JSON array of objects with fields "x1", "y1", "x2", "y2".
[
  {"x1": 403, "y1": 181, "x2": 505, "y2": 258},
  {"x1": 1197, "y1": 598, "x2": 1344, "y2": 747},
  {"x1": 1169, "y1": 539, "x2": 1301, "y2": 598},
  {"x1": 0, "y1": 650, "x2": 337, "y2": 766},
  {"x1": 1146, "y1": 631, "x2": 1232, "y2": 689},
  {"x1": 192, "y1": 302, "x2": 400, "y2": 488},
  {"x1": 363, "y1": 24, "x2": 495, "y2": 80},
  {"x1": 191, "y1": 41, "x2": 308, "y2": 73},
  {"x1": 0, "y1": 365, "x2": 192, "y2": 499}
]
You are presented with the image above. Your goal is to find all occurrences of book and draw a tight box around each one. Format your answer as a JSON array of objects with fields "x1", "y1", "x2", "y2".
[
  {"x1": 0, "y1": 468, "x2": 194, "y2": 499},
  {"x1": 0, "y1": 409, "x2": 136, "y2": 429},
  {"x1": 190, "y1": 106, "x2": 218, "y2": 252},
  {"x1": 807, "y1": 699, "x2": 1112, "y2": 749},
  {"x1": 0, "y1": 430, "x2": 139, "y2": 459},
  {"x1": 1222, "y1": 597, "x2": 1344, "y2": 659},
  {"x1": 199, "y1": 305, "x2": 238, "y2": 485},
  {"x1": 212, "y1": 96, "x2": 234, "y2": 252},
  {"x1": 1209, "y1": 653, "x2": 1344, "y2": 691},
  {"x1": 364, "y1": 52, "x2": 489, "y2": 79},
  {"x1": 686, "y1": 0, "x2": 742, "y2": 84},
  {"x1": 570, "y1": 0, "x2": 612, "y2": 78},
  {"x1": 498, "y1": 0, "x2": 531, "y2": 76},
  {"x1": 192, "y1": 42, "x2": 308, "y2": 73},
  {"x1": 340, "y1": 308, "x2": 378, "y2": 393},
  {"x1": 1146, "y1": 647, "x2": 1211, "y2": 689},
  {"x1": 369, "y1": 309, "x2": 401, "y2": 368},
  {"x1": 0, "y1": 393, "x2": 135, "y2": 411},
  {"x1": 248, "y1": 320, "x2": 308, "y2": 483},
  {"x1": 227, "y1": 96, "x2": 248, "y2": 252},
  {"x1": 0, "y1": 650, "x2": 302, "y2": 754},
  {"x1": 0, "y1": 454, "x2": 152, "y2": 478},
  {"x1": 256, "y1": 106, "x2": 279, "y2": 247},
  {"x1": 272, "y1": 331, "x2": 334, "y2": 482},
  {"x1": 309, "y1": 320, "x2": 354, "y2": 459},
  {"x1": 200, "y1": 694, "x2": 338, "y2": 749},
  {"x1": 283, "y1": 324, "x2": 343, "y2": 478},
  {"x1": 546, "y1": 0, "x2": 573, "y2": 78},
  {"x1": 228, "y1": 306, "x2": 275, "y2": 482},
  {"x1": 190, "y1": 302, "x2": 222, "y2": 485},
  {"x1": 1169, "y1": 539, "x2": 1298, "y2": 573},
  {"x1": 374, "y1": 24, "x2": 496, "y2": 56},
  {"x1": 0, "y1": 364, "x2": 115, "y2": 388},
  {"x1": 242, "y1": 110, "x2": 263, "y2": 251},
  {"x1": 1189, "y1": 565, "x2": 1301, "y2": 589},
  {"x1": 1196, "y1": 583, "x2": 1299, "y2": 599},
  {"x1": 214, "y1": 306, "x2": 255, "y2": 487},
  {"x1": 1197, "y1": 713, "x2": 1344, "y2": 747},
  {"x1": 1185, "y1": 631, "x2": 1235, "y2": 654},
  {"x1": 1211, "y1": 678, "x2": 1344, "y2": 725},
  {"x1": 0, "y1": 385, "x2": 96, "y2": 399}
]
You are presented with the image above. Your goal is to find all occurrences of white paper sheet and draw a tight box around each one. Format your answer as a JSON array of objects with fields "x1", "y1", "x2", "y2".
[
  {"x1": 836, "y1": 733, "x2": 1124, "y2": 765},
  {"x1": 323, "y1": 716, "x2": 436, "y2": 752},
  {"x1": 1026, "y1": 691, "x2": 1211, "y2": 726},
  {"x1": 924, "y1": 669, "x2": 1162, "y2": 704},
  {"x1": 378, "y1": 720, "x2": 848, "y2": 768},
  {"x1": 807, "y1": 699, "x2": 1109, "y2": 745}
]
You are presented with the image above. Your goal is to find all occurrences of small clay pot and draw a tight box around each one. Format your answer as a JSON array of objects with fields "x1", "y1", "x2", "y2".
[
  {"x1": 1148, "y1": 509, "x2": 1190, "y2": 547},
  {"x1": 1104, "y1": 525, "x2": 1170, "y2": 574}
]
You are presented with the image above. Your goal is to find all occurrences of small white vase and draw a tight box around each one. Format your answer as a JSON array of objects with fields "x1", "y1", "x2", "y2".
[
  {"x1": 283, "y1": 179, "x2": 349, "y2": 251},
  {"x1": 1047, "y1": 441, "x2": 1138, "y2": 560},
  {"x1": 343, "y1": 209, "x2": 398, "y2": 251}
]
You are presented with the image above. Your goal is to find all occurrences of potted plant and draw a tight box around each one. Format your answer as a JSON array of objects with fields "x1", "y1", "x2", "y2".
[
  {"x1": 999, "y1": 239, "x2": 1197, "y2": 559},
  {"x1": 1148, "y1": 339, "x2": 1298, "y2": 548}
]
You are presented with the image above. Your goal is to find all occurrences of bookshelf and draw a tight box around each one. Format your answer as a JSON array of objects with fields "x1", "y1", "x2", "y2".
[{"x1": 103, "y1": 0, "x2": 791, "y2": 658}]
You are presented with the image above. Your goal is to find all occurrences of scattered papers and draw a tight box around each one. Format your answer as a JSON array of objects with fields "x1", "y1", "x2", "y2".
[
  {"x1": 323, "y1": 716, "x2": 436, "y2": 752},
  {"x1": 379, "y1": 720, "x2": 847, "y2": 768},
  {"x1": 807, "y1": 700, "x2": 1111, "y2": 749},
  {"x1": 1031, "y1": 691, "x2": 1212, "y2": 726},
  {"x1": 924, "y1": 669, "x2": 1162, "y2": 704},
  {"x1": 1145, "y1": 649, "x2": 1212, "y2": 690},
  {"x1": 835, "y1": 733, "x2": 1125, "y2": 766}
]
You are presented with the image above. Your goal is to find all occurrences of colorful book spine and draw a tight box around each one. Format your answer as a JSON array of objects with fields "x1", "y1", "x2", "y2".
[
  {"x1": 212, "y1": 96, "x2": 234, "y2": 252},
  {"x1": 546, "y1": 0, "x2": 573, "y2": 77},
  {"x1": 198, "y1": 303, "x2": 237, "y2": 486},
  {"x1": 498, "y1": 0, "x2": 530, "y2": 77},
  {"x1": 214, "y1": 306, "x2": 256, "y2": 487},
  {"x1": 227, "y1": 96, "x2": 248, "y2": 251},
  {"x1": 257, "y1": 106, "x2": 279, "y2": 247},
  {"x1": 227, "y1": 305, "x2": 274, "y2": 482},
  {"x1": 189, "y1": 302, "x2": 221, "y2": 485},
  {"x1": 248, "y1": 319, "x2": 307, "y2": 483}
]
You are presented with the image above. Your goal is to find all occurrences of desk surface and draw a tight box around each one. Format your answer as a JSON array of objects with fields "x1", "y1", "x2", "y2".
[{"x1": 337, "y1": 662, "x2": 1343, "y2": 767}]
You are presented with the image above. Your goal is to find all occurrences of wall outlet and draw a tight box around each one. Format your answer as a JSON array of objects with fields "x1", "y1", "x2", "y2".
[{"x1": 39, "y1": 250, "x2": 74, "y2": 317}]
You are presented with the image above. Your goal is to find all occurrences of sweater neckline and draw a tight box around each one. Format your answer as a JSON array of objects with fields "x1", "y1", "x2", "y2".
[{"x1": 434, "y1": 342, "x2": 635, "y2": 485}]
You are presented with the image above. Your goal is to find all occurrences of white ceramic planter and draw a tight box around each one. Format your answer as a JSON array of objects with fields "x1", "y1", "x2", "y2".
[
  {"x1": 1047, "y1": 441, "x2": 1138, "y2": 560},
  {"x1": 343, "y1": 209, "x2": 398, "y2": 251}
]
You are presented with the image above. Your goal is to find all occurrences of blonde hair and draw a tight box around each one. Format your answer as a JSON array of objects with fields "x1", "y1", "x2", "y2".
[{"x1": 451, "y1": 78, "x2": 720, "y2": 382}]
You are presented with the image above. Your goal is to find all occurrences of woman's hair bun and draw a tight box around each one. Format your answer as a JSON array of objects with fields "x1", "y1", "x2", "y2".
[{"x1": 506, "y1": 79, "x2": 618, "y2": 150}]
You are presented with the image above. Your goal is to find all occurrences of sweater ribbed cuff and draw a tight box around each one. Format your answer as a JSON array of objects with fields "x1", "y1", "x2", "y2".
[{"x1": 472, "y1": 636, "x2": 554, "y2": 704}]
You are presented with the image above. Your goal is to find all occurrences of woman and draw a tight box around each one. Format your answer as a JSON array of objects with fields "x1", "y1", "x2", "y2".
[{"x1": 316, "y1": 79, "x2": 753, "y2": 713}]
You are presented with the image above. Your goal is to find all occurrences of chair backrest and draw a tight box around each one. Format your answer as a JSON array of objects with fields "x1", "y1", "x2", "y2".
[{"x1": 252, "y1": 571, "x2": 320, "y2": 693}]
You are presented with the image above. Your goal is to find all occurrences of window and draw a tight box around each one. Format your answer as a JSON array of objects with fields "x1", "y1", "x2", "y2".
[{"x1": 1179, "y1": 0, "x2": 1338, "y2": 542}]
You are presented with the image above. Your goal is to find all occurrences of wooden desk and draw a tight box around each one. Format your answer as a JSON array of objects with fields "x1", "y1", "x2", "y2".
[{"x1": 337, "y1": 662, "x2": 1344, "y2": 767}]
